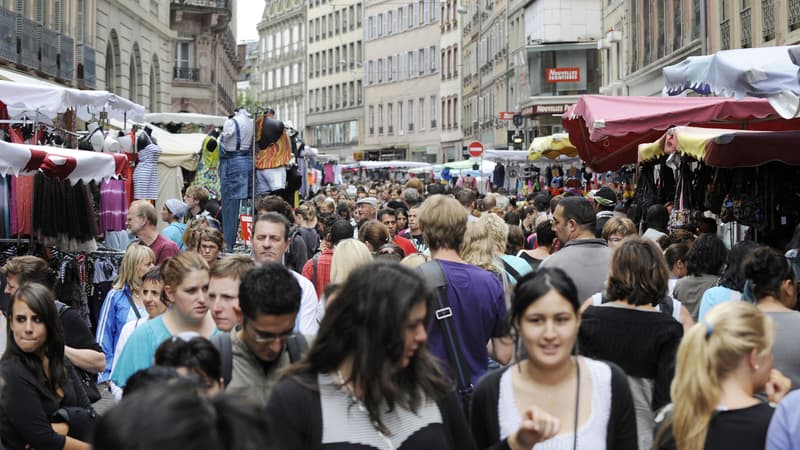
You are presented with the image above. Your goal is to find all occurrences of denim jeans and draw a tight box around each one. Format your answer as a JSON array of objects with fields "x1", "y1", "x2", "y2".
[{"x1": 220, "y1": 156, "x2": 252, "y2": 251}]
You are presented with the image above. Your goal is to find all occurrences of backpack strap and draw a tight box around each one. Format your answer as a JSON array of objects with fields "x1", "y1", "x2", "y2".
[
  {"x1": 415, "y1": 260, "x2": 474, "y2": 415},
  {"x1": 123, "y1": 289, "x2": 141, "y2": 320},
  {"x1": 286, "y1": 334, "x2": 309, "y2": 363},
  {"x1": 210, "y1": 333, "x2": 233, "y2": 387}
]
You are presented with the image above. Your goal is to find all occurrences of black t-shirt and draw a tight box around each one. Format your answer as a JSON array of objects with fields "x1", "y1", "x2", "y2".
[
  {"x1": 656, "y1": 402, "x2": 774, "y2": 450},
  {"x1": 60, "y1": 306, "x2": 102, "y2": 353}
]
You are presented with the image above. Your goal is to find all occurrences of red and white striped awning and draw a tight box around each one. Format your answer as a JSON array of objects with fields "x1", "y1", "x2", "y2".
[{"x1": 0, "y1": 140, "x2": 126, "y2": 184}]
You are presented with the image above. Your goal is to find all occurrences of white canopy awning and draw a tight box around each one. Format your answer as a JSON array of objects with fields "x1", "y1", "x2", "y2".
[
  {"x1": 144, "y1": 112, "x2": 228, "y2": 127},
  {"x1": 0, "y1": 71, "x2": 146, "y2": 122}
]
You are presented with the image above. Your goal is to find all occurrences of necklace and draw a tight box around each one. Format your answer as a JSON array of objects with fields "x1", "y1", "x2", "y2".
[{"x1": 336, "y1": 370, "x2": 396, "y2": 450}]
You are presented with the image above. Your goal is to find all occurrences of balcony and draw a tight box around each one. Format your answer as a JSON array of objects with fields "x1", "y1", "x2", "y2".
[
  {"x1": 20, "y1": 16, "x2": 39, "y2": 69},
  {"x1": 740, "y1": 8, "x2": 752, "y2": 48},
  {"x1": 408, "y1": 123, "x2": 414, "y2": 131},
  {"x1": 174, "y1": 66, "x2": 200, "y2": 81},
  {"x1": 0, "y1": 8, "x2": 13, "y2": 62},
  {"x1": 431, "y1": 119, "x2": 436, "y2": 128},
  {"x1": 388, "y1": 125, "x2": 393, "y2": 134},
  {"x1": 369, "y1": 127, "x2": 374, "y2": 135},
  {"x1": 378, "y1": 126, "x2": 383, "y2": 134},
  {"x1": 763, "y1": 0, "x2": 775, "y2": 41},
  {"x1": 59, "y1": 34, "x2": 74, "y2": 81},
  {"x1": 172, "y1": 0, "x2": 229, "y2": 9}
]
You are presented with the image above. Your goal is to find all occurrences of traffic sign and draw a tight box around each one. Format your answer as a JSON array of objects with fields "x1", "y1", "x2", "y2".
[{"x1": 468, "y1": 141, "x2": 484, "y2": 158}]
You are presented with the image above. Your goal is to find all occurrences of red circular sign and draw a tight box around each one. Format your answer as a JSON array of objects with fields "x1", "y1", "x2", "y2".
[{"x1": 468, "y1": 141, "x2": 484, "y2": 157}]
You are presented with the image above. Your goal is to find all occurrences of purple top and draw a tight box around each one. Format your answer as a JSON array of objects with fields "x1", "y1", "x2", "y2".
[{"x1": 427, "y1": 260, "x2": 507, "y2": 386}]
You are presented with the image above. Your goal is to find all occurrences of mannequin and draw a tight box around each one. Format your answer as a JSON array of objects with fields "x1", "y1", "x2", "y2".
[
  {"x1": 132, "y1": 128, "x2": 161, "y2": 200},
  {"x1": 192, "y1": 128, "x2": 221, "y2": 199}
]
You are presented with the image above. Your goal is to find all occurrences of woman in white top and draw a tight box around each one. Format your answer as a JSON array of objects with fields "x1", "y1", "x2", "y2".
[{"x1": 471, "y1": 267, "x2": 638, "y2": 450}]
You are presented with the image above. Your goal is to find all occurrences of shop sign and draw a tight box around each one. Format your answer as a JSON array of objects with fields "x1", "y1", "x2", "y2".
[
  {"x1": 546, "y1": 67, "x2": 580, "y2": 83},
  {"x1": 524, "y1": 104, "x2": 573, "y2": 116}
]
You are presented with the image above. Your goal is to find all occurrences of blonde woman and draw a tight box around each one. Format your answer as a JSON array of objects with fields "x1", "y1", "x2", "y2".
[
  {"x1": 329, "y1": 239, "x2": 372, "y2": 285},
  {"x1": 95, "y1": 244, "x2": 155, "y2": 383},
  {"x1": 654, "y1": 301, "x2": 791, "y2": 450}
]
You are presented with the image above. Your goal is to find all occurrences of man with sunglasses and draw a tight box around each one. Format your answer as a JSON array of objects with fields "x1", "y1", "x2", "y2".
[{"x1": 220, "y1": 263, "x2": 307, "y2": 405}]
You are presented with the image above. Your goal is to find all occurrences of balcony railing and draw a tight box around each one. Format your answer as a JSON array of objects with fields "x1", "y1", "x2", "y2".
[
  {"x1": 0, "y1": 8, "x2": 13, "y2": 62},
  {"x1": 763, "y1": 0, "x2": 775, "y2": 41},
  {"x1": 173, "y1": 0, "x2": 229, "y2": 8},
  {"x1": 174, "y1": 66, "x2": 200, "y2": 81},
  {"x1": 80, "y1": 45, "x2": 96, "y2": 89},
  {"x1": 41, "y1": 27, "x2": 58, "y2": 77},
  {"x1": 740, "y1": 8, "x2": 752, "y2": 48},
  {"x1": 59, "y1": 34, "x2": 74, "y2": 80},
  {"x1": 720, "y1": 19, "x2": 731, "y2": 50},
  {"x1": 790, "y1": 0, "x2": 800, "y2": 30},
  {"x1": 20, "y1": 16, "x2": 39, "y2": 69}
]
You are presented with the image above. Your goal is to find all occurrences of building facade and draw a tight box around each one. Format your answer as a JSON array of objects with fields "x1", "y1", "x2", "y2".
[
  {"x1": 305, "y1": 0, "x2": 364, "y2": 162},
  {"x1": 439, "y1": 0, "x2": 462, "y2": 161},
  {"x1": 707, "y1": 0, "x2": 800, "y2": 52},
  {"x1": 95, "y1": 0, "x2": 176, "y2": 112},
  {"x1": 478, "y1": 0, "x2": 510, "y2": 150},
  {"x1": 363, "y1": 0, "x2": 441, "y2": 162},
  {"x1": 253, "y1": 0, "x2": 305, "y2": 131},
  {"x1": 169, "y1": 0, "x2": 240, "y2": 115},
  {"x1": 518, "y1": 0, "x2": 602, "y2": 136}
]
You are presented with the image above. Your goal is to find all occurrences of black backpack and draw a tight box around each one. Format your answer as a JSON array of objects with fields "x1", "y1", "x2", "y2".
[{"x1": 210, "y1": 332, "x2": 308, "y2": 387}]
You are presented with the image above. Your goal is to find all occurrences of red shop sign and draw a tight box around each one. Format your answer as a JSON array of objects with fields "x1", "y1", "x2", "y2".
[{"x1": 546, "y1": 67, "x2": 581, "y2": 83}]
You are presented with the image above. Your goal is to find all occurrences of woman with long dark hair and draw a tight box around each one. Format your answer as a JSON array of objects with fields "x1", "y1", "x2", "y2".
[
  {"x1": 471, "y1": 268, "x2": 638, "y2": 450},
  {"x1": 266, "y1": 262, "x2": 477, "y2": 449},
  {"x1": 0, "y1": 283, "x2": 94, "y2": 450},
  {"x1": 697, "y1": 240, "x2": 759, "y2": 321}
]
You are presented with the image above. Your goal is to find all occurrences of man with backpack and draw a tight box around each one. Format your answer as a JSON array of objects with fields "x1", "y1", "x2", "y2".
[{"x1": 212, "y1": 263, "x2": 306, "y2": 405}]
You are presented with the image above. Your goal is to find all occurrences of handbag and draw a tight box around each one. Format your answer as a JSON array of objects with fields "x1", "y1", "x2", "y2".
[
  {"x1": 669, "y1": 167, "x2": 698, "y2": 230},
  {"x1": 56, "y1": 301, "x2": 102, "y2": 403}
]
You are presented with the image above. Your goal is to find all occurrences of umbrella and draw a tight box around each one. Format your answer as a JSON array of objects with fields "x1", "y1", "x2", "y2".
[
  {"x1": 528, "y1": 133, "x2": 578, "y2": 161},
  {"x1": 639, "y1": 126, "x2": 800, "y2": 168}
]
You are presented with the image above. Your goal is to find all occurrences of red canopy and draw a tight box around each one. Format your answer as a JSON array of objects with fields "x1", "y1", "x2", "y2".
[
  {"x1": 706, "y1": 130, "x2": 800, "y2": 167},
  {"x1": 563, "y1": 95, "x2": 800, "y2": 171}
]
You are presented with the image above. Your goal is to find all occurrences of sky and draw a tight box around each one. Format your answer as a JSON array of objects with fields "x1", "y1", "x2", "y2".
[{"x1": 237, "y1": 0, "x2": 263, "y2": 43}]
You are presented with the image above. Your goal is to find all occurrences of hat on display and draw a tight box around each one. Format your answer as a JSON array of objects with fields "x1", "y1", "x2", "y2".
[
  {"x1": 165, "y1": 198, "x2": 188, "y2": 219},
  {"x1": 355, "y1": 197, "x2": 379, "y2": 208},
  {"x1": 590, "y1": 186, "x2": 617, "y2": 207}
]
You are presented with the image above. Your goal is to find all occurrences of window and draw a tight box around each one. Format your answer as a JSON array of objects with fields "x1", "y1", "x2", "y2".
[
  {"x1": 369, "y1": 105, "x2": 374, "y2": 134},
  {"x1": 388, "y1": 10, "x2": 393, "y2": 34},
  {"x1": 382, "y1": 13, "x2": 387, "y2": 35},
  {"x1": 454, "y1": 44, "x2": 458, "y2": 76},
  {"x1": 377, "y1": 59, "x2": 384, "y2": 82},
  {"x1": 367, "y1": 61, "x2": 373, "y2": 84},
  {"x1": 419, "y1": 97, "x2": 425, "y2": 130},
  {"x1": 357, "y1": 80, "x2": 362, "y2": 104},
  {"x1": 408, "y1": 99, "x2": 414, "y2": 130},
  {"x1": 335, "y1": 47, "x2": 340, "y2": 72},
  {"x1": 335, "y1": 11, "x2": 340, "y2": 34},
  {"x1": 431, "y1": 0, "x2": 438, "y2": 21},
  {"x1": 335, "y1": 84, "x2": 341, "y2": 107},
  {"x1": 349, "y1": 5, "x2": 354, "y2": 30},
  {"x1": 423, "y1": 0, "x2": 429, "y2": 23},
  {"x1": 349, "y1": 81, "x2": 355, "y2": 106},
  {"x1": 378, "y1": 13, "x2": 383, "y2": 36},
  {"x1": 410, "y1": 3, "x2": 416, "y2": 28},
  {"x1": 442, "y1": 49, "x2": 447, "y2": 79},
  {"x1": 419, "y1": 49, "x2": 425, "y2": 75},
  {"x1": 399, "y1": 7, "x2": 406, "y2": 30},
  {"x1": 387, "y1": 56, "x2": 393, "y2": 81},
  {"x1": 292, "y1": 63, "x2": 299, "y2": 84},
  {"x1": 175, "y1": 41, "x2": 194, "y2": 70},
  {"x1": 429, "y1": 46, "x2": 436, "y2": 72},
  {"x1": 430, "y1": 95, "x2": 436, "y2": 128},
  {"x1": 398, "y1": 101, "x2": 404, "y2": 134},
  {"x1": 267, "y1": 70, "x2": 273, "y2": 89},
  {"x1": 343, "y1": 8, "x2": 348, "y2": 30},
  {"x1": 368, "y1": 16, "x2": 375, "y2": 38},
  {"x1": 453, "y1": 98, "x2": 458, "y2": 126},
  {"x1": 442, "y1": 98, "x2": 447, "y2": 128},
  {"x1": 357, "y1": 3, "x2": 362, "y2": 26},
  {"x1": 388, "y1": 103, "x2": 393, "y2": 133},
  {"x1": 408, "y1": 51, "x2": 415, "y2": 78},
  {"x1": 378, "y1": 104, "x2": 383, "y2": 132}
]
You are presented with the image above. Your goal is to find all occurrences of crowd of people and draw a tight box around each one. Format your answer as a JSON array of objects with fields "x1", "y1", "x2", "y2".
[{"x1": 1, "y1": 177, "x2": 800, "y2": 450}]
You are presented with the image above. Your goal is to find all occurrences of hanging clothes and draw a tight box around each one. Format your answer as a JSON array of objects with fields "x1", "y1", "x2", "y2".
[
  {"x1": 193, "y1": 134, "x2": 221, "y2": 199},
  {"x1": 99, "y1": 179, "x2": 128, "y2": 232},
  {"x1": 323, "y1": 163, "x2": 335, "y2": 185},
  {"x1": 133, "y1": 143, "x2": 161, "y2": 200},
  {"x1": 14, "y1": 176, "x2": 33, "y2": 236}
]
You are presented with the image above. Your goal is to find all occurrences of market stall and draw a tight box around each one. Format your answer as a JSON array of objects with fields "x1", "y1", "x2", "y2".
[{"x1": 563, "y1": 95, "x2": 800, "y2": 172}]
